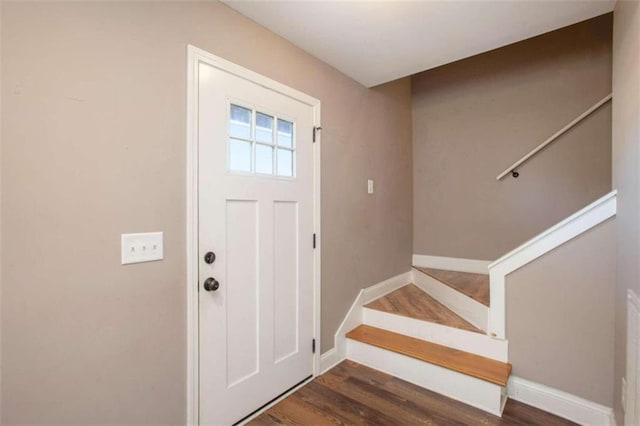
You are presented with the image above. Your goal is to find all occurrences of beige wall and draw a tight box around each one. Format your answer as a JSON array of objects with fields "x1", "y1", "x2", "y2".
[
  {"x1": 612, "y1": 1, "x2": 640, "y2": 423},
  {"x1": 0, "y1": 1, "x2": 3, "y2": 421},
  {"x1": 506, "y1": 219, "x2": 615, "y2": 406},
  {"x1": 0, "y1": 1, "x2": 413, "y2": 423},
  {"x1": 412, "y1": 15, "x2": 613, "y2": 261}
]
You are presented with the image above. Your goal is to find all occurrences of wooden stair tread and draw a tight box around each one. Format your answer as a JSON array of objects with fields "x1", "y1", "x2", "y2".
[
  {"x1": 414, "y1": 266, "x2": 490, "y2": 306},
  {"x1": 346, "y1": 325, "x2": 511, "y2": 386},
  {"x1": 365, "y1": 284, "x2": 483, "y2": 334}
]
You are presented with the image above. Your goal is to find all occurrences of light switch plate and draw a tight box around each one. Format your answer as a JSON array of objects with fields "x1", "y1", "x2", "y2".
[
  {"x1": 367, "y1": 179, "x2": 374, "y2": 194},
  {"x1": 121, "y1": 232, "x2": 163, "y2": 265}
]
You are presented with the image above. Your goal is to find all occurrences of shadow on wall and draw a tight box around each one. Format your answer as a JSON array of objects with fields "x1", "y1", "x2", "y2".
[{"x1": 412, "y1": 14, "x2": 613, "y2": 261}]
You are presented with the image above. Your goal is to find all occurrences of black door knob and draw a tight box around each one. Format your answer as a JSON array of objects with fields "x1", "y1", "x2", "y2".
[
  {"x1": 204, "y1": 251, "x2": 216, "y2": 264},
  {"x1": 203, "y1": 277, "x2": 220, "y2": 292}
]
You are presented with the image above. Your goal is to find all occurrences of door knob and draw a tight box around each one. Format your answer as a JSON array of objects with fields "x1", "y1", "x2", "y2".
[
  {"x1": 203, "y1": 277, "x2": 220, "y2": 292},
  {"x1": 204, "y1": 251, "x2": 216, "y2": 264}
]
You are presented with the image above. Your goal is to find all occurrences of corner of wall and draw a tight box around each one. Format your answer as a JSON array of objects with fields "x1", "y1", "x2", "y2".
[
  {"x1": 1, "y1": 0, "x2": 5, "y2": 419},
  {"x1": 612, "y1": 0, "x2": 640, "y2": 423}
]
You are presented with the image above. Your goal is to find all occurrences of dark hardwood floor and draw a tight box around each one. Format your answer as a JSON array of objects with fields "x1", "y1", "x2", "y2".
[{"x1": 249, "y1": 360, "x2": 576, "y2": 425}]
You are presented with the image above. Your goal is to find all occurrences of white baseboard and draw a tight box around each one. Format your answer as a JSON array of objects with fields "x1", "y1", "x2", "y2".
[
  {"x1": 412, "y1": 267, "x2": 488, "y2": 331},
  {"x1": 412, "y1": 254, "x2": 492, "y2": 274},
  {"x1": 319, "y1": 348, "x2": 341, "y2": 374},
  {"x1": 347, "y1": 339, "x2": 505, "y2": 416},
  {"x1": 333, "y1": 271, "x2": 412, "y2": 362},
  {"x1": 507, "y1": 376, "x2": 615, "y2": 426}
]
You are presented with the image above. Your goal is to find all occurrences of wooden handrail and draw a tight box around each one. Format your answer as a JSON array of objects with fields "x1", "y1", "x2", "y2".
[{"x1": 496, "y1": 93, "x2": 612, "y2": 180}]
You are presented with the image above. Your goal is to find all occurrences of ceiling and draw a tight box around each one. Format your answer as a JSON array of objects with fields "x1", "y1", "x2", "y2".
[{"x1": 223, "y1": 0, "x2": 615, "y2": 88}]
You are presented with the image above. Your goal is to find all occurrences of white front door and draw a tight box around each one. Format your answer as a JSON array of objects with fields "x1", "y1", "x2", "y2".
[{"x1": 197, "y1": 58, "x2": 317, "y2": 425}]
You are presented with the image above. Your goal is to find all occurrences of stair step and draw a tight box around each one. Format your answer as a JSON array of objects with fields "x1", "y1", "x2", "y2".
[
  {"x1": 363, "y1": 298, "x2": 507, "y2": 362},
  {"x1": 365, "y1": 283, "x2": 483, "y2": 334},
  {"x1": 414, "y1": 266, "x2": 490, "y2": 306},
  {"x1": 346, "y1": 325, "x2": 511, "y2": 386}
]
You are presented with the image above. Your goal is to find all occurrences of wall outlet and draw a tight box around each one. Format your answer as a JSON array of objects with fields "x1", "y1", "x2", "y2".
[
  {"x1": 367, "y1": 179, "x2": 374, "y2": 194},
  {"x1": 622, "y1": 377, "x2": 627, "y2": 412},
  {"x1": 121, "y1": 232, "x2": 163, "y2": 264}
]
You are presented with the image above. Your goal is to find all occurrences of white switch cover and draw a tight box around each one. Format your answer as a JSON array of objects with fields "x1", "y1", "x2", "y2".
[
  {"x1": 121, "y1": 232, "x2": 163, "y2": 265},
  {"x1": 367, "y1": 179, "x2": 374, "y2": 194}
]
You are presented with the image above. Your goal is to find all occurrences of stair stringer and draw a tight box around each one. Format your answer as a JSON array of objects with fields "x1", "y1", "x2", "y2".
[
  {"x1": 412, "y1": 267, "x2": 488, "y2": 331},
  {"x1": 327, "y1": 271, "x2": 413, "y2": 371},
  {"x1": 488, "y1": 190, "x2": 617, "y2": 339},
  {"x1": 347, "y1": 339, "x2": 506, "y2": 416}
]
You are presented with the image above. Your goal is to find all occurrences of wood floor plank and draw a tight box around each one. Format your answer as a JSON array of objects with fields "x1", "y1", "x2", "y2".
[
  {"x1": 249, "y1": 412, "x2": 285, "y2": 425},
  {"x1": 328, "y1": 359, "x2": 392, "y2": 386},
  {"x1": 296, "y1": 381, "x2": 403, "y2": 426},
  {"x1": 249, "y1": 361, "x2": 576, "y2": 426},
  {"x1": 383, "y1": 375, "x2": 498, "y2": 425},
  {"x1": 500, "y1": 399, "x2": 579, "y2": 426},
  {"x1": 335, "y1": 375, "x2": 460, "y2": 425},
  {"x1": 346, "y1": 325, "x2": 511, "y2": 386},
  {"x1": 414, "y1": 266, "x2": 490, "y2": 306},
  {"x1": 364, "y1": 283, "x2": 483, "y2": 333},
  {"x1": 265, "y1": 394, "x2": 339, "y2": 425},
  {"x1": 314, "y1": 367, "x2": 350, "y2": 389}
]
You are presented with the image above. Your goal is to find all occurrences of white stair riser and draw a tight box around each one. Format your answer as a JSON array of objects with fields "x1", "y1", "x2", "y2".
[
  {"x1": 413, "y1": 269, "x2": 488, "y2": 330},
  {"x1": 347, "y1": 339, "x2": 505, "y2": 416},
  {"x1": 362, "y1": 308, "x2": 508, "y2": 362}
]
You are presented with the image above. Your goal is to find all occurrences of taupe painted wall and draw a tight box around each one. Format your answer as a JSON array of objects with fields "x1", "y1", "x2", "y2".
[
  {"x1": 612, "y1": 1, "x2": 640, "y2": 423},
  {"x1": 0, "y1": 1, "x2": 412, "y2": 423},
  {"x1": 506, "y1": 219, "x2": 616, "y2": 406},
  {"x1": 412, "y1": 15, "x2": 612, "y2": 261}
]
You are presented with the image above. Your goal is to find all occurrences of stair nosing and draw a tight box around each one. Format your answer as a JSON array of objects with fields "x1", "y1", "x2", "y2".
[{"x1": 346, "y1": 324, "x2": 511, "y2": 387}]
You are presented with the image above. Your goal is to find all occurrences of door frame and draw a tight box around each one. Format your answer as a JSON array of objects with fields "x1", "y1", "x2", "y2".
[{"x1": 185, "y1": 45, "x2": 322, "y2": 425}]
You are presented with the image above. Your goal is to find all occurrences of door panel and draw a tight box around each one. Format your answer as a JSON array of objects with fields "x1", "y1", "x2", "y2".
[
  {"x1": 225, "y1": 200, "x2": 259, "y2": 387},
  {"x1": 273, "y1": 201, "x2": 299, "y2": 363},
  {"x1": 197, "y1": 60, "x2": 315, "y2": 425}
]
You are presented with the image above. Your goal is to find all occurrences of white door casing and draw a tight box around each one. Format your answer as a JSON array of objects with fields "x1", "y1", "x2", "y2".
[
  {"x1": 186, "y1": 46, "x2": 321, "y2": 425},
  {"x1": 627, "y1": 290, "x2": 639, "y2": 426}
]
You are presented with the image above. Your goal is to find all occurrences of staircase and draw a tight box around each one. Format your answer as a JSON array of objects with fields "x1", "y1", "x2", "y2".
[
  {"x1": 335, "y1": 191, "x2": 617, "y2": 422},
  {"x1": 344, "y1": 266, "x2": 511, "y2": 416}
]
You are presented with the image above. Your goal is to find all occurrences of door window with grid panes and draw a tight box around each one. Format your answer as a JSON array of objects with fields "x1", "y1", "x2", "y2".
[{"x1": 228, "y1": 104, "x2": 295, "y2": 177}]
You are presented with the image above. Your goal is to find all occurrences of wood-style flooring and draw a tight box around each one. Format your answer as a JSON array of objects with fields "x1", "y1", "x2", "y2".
[
  {"x1": 249, "y1": 360, "x2": 576, "y2": 425},
  {"x1": 414, "y1": 266, "x2": 490, "y2": 307},
  {"x1": 346, "y1": 325, "x2": 511, "y2": 386},
  {"x1": 364, "y1": 284, "x2": 482, "y2": 333}
]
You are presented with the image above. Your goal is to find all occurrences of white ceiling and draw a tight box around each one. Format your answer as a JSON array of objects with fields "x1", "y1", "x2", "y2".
[{"x1": 223, "y1": 0, "x2": 615, "y2": 88}]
